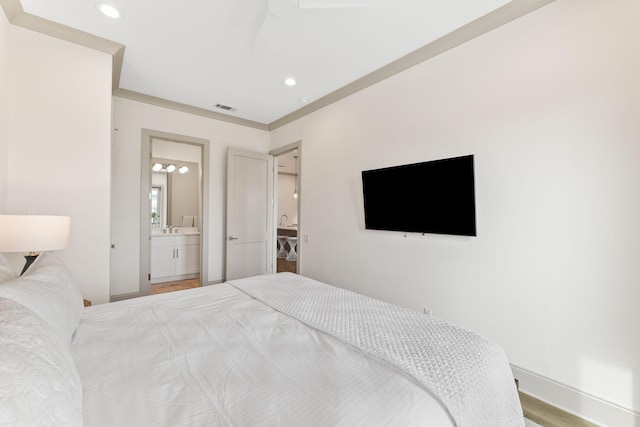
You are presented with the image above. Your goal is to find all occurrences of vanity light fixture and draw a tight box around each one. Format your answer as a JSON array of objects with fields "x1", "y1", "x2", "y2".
[
  {"x1": 96, "y1": 3, "x2": 122, "y2": 19},
  {"x1": 152, "y1": 162, "x2": 190, "y2": 173}
]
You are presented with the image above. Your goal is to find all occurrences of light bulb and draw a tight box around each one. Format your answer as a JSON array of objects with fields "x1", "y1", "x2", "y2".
[
  {"x1": 166, "y1": 164, "x2": 176, "y2": 173},
  {"x1": 293, "y1": 191, "x2": 298, "y2": 199},
  {"x1": 178, "y1": 165, "x2": 189, "y2": 174},
  {"x1": 152, "y1": 163, "x2": 163, "y2": 171}
]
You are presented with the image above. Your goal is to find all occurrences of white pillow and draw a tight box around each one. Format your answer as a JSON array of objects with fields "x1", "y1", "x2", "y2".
[
  {"x1": 0, "y1": 252, "x2": 84, "y2": 344},
  {"x1": 0, "y1": 253, "x2": 17, "y2": 283},
  {"x1": 0, "y1": 297, "x2": 83, "y2": 426}
]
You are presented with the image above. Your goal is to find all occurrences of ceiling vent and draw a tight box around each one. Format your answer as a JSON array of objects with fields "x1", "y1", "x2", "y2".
[{"x1": 214, "y1": 103, "x2": 236, "y2": 112}]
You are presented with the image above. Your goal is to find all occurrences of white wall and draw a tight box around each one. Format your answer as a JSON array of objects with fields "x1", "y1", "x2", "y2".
[
  {"x1": 0, "y1": 11, "x2": 9, "y2": 212},
  {"x1": 271, "y1": 0, "x2": 640, "y2": 424},
  {"x1": 6, "y1": 25, "x2": 112, "y2": 303},
  {"x1": 277, "y1": 174, "x2": 297, "y2": 226},
  {"x1": 153, "y1": 138, "x2": 202, "y2": 164},
  {"x1": 111, "y1": 97, "x2": 269, "y2": 295}
]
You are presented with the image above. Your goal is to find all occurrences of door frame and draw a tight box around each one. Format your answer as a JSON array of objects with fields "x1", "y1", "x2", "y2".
[
  {"x1": 269, "y1": 140, "x2": 302, "y2": 274},
  {"x1": 140, "y1": 129, "x2": 210, "y2": 295}
]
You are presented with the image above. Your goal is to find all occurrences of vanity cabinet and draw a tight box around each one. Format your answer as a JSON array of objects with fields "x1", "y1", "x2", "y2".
[{"x1": 151, "y1": 235, "x2": 200, "y2": 282}]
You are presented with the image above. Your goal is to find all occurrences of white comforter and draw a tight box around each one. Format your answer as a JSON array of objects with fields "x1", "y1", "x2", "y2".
[
  {"x1": 72, "y1": 278, "x2": 453, "y2": 426},
  {"x1": 230, "y1": 273, "x2": 524, "y2": 427}
]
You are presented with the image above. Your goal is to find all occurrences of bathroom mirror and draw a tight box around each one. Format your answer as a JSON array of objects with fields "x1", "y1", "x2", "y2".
[{"x1": 151, "y1": 158, "x2": 200, "y2": 229}]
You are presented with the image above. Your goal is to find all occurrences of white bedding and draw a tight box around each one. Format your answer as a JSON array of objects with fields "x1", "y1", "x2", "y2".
[
  {"x1": 72, "y1": 280, "x2": 453, "y2": 426},
  {"x1": 0, "y1": 298, "x2": 83, "y2": 427},
  {"x1": 230, "y1": 273, "x2": 524, "y2": 427}
]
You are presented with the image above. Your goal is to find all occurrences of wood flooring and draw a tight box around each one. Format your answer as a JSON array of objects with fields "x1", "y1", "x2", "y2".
[
  {"x1": 520, "y1": 392, "x2": 599, "y2": 427},
  {"x1": 150, "y1": 278, "x2": 200, "y2": 294},
  {"x1": 277, "y1": 257, "x2": 297, "y2": 273}
]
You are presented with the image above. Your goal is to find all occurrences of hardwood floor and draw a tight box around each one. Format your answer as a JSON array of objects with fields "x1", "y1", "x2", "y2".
[
  {"x1": 277, "y1": 257, "x2": 296, "y2": 273},
  {"x1": 520, "y1": 392, "x2": 599, "y2": 427},
  {"x1": 150, "y1": 278, "x2": 200, "y2": 295},
  {"x1": 276, "y1": 230, "x2": 297, "y2": 273}
]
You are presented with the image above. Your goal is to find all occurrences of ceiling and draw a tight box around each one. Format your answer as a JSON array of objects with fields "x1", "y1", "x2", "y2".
[{"x1": 19, "y1": 0, "x2": 512, "y2": 126}]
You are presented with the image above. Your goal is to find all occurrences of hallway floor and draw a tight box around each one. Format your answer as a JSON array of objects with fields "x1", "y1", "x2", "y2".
[{"x1": 150, "y1": 278, "x2": 200, "y2": 294}]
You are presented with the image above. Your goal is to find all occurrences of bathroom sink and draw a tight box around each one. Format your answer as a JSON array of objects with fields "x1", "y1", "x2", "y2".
[{"x1": 152, "y1": 227, "x2": 200, "y2": 236}]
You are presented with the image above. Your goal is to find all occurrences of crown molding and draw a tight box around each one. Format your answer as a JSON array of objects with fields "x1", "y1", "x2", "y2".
[
  {"x1": 0, "y1": 0, "x2": 21, "y2": 21},
  {"x1": 1, "y1": 0, "x2": 265, "y2": 130},
  {"x1": 113, "y1": 89, "x2": 269, "y2": 131},
  {"x1": 1, "y1": 0, "x2": 124, "y2": 91},
  {"x1": 268, "y1": 0, "x2": 557, "y2": 130},
  {"x1": 3, "y1": 0, "x2": 556, "y2": 132}
]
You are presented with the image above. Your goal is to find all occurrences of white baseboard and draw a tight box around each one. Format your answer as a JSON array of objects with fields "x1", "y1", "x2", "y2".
[{"x1": 512, "y1": 365, "x2": 640, "y2": 427}]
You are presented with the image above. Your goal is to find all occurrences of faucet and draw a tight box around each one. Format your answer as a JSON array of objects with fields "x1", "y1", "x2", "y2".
[{"x1": 280, "y1": 215, "x2": 288, "y2": 226}]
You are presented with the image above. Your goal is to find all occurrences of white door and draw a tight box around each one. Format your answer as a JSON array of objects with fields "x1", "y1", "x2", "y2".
[{"x1": 226, "y1": 148, "x2": 274, "y2": 280}]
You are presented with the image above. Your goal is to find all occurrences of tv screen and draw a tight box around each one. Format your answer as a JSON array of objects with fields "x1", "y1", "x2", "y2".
[{"x1": 361, "y1": 155, "x2": 476, "y2": 236}]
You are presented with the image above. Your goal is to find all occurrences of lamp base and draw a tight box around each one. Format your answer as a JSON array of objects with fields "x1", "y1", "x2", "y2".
[{"x1": 21, "y1": 254, "x2": 39, "y2": 276}]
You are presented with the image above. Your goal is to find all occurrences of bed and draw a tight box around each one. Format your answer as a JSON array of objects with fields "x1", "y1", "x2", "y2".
[{"x1": 0, "y1": 252, "x2": 524, "y2": 426}]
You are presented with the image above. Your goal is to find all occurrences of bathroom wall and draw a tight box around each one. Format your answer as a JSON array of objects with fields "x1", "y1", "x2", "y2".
[{"x1": 277, "y1": 174, "x2": 298, "y2": 226}]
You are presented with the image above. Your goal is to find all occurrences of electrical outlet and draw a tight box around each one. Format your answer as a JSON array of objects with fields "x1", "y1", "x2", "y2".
[
  {"x1": 303, "y1": 234, "x2": 310, "y2": 243},
  {"x1": 423, "y1": 308, "x2": 432, "y2": 316}
]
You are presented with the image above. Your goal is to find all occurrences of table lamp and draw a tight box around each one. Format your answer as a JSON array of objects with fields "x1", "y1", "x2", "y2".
[{"x1": 0, "y1": 215, "x2": 71, "y2": 275}]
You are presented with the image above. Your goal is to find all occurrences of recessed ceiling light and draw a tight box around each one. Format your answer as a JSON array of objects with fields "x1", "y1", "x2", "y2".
[
  {"x1": 97, "y1": 3, "x2": 122, "y2": 19},
  {"x1": 284, "y1": 77, "x2": 296, "y2": 87}
]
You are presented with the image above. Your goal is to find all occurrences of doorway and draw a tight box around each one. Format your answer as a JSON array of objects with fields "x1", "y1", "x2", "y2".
[
  {"x1": 270, "y1": 141, "x2": 301, "y2": 274},
  {"x1": 140, "y1": 129, "x2": 210, "y2": 296}
]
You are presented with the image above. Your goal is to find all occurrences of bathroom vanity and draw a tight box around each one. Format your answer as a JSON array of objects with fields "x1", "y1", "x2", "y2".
[{"x1": 151, "y1": 228, "x2": 200, "y2": 284}]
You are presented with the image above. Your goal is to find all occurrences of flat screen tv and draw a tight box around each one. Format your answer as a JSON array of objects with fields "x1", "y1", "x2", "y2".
[{"x1": 361, "y1": 155, "x2": 476, "y2": 236}]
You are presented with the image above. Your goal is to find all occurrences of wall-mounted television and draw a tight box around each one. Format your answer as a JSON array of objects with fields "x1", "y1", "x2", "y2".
[{"x1": 361, "y1": 155, "x2": 476, "y2": 236}]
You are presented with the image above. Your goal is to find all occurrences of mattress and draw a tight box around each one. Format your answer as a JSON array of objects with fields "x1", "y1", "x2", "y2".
[{"x1": 72, "y1": 278, "x2": 454, "y2": 426}]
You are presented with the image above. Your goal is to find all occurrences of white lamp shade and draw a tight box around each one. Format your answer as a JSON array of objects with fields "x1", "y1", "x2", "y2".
[{"x1": 0, "y1": 215, "x2": 71, "y2": 253}]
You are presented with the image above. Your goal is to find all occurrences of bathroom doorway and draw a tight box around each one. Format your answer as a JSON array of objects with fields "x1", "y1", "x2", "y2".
[
  {"x1": 140, "y1": 130, "x2": 210, "y2": 296},
  {"x1": 271, "y1": 142, "x2": 301, "y2": 274}
]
